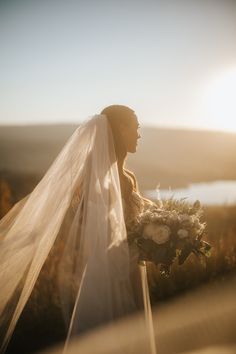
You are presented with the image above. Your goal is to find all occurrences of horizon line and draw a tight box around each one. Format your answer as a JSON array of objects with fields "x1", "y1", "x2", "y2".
[{"x1": 0, "y1": 121, "x2": 236, "y2": 135}]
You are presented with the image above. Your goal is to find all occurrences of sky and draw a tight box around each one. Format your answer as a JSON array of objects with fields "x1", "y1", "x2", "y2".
[{"x1": 0, "y1": 0, "x2": 236, "y2": 131}]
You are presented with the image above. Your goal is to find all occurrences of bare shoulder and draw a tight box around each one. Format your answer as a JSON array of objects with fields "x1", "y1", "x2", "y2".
[
  {"x1": 124, "y1": 168, "x2": 138, "y2": 191},
  {"x1": 124, "y1": 168, "x2": 137, "y2": 180},
  {"x1": 124, "y1": 168, "x2": 154, "y2": 207}
]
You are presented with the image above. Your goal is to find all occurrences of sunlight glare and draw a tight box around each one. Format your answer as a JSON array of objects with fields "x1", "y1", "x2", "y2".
[{"x1": 203, "y1": 68, "x2": 236, "y2": 132}]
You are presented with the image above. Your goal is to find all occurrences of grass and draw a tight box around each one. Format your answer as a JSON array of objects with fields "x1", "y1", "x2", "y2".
[
  {"x1": 1, "y1": 176, "x2": 236, "y2": 352},
  {"x1": 148, "y1": 205, "x2": 236, "y2": 303}
]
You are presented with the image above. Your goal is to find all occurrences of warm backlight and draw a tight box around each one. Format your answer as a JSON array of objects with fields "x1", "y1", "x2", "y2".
[{"x1": 203, "y1": 68, "x2": 236, "y2": 132}]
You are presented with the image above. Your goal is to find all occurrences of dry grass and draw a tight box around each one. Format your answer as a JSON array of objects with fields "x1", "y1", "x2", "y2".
[
  {"x1": 148, "y1": 205, "x2": 236, "y2": 303},
  {"x1": 1, "y1": 176, "x2": 236, "y2": 353}
]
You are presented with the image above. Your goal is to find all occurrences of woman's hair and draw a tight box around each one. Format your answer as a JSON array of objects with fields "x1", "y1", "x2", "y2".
[
  {"x1": 101, "y1": 105, "x2": 135, "y2": 157},
  {"x1": 101, "y1": 104, "x2": 135, "y2": 130},
  {"x1": 101, "y1": 105, "x2": 139, "y2": 207},
  {"x1": 101, "y1": 105, "x2": 152, "y2": 223}
]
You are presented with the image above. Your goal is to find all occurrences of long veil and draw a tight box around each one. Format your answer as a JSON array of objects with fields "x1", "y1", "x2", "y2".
[{"x1": 0, "y1": 114, "x2": 155, "y2": 353}]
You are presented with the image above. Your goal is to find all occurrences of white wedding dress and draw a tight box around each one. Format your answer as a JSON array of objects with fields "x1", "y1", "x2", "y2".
[{"x1": 0, "y1": 114, "x2": 156, "y2": 354}]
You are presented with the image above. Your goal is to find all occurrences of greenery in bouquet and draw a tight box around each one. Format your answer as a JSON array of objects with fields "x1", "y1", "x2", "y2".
[{"x1": 129, "y1": 197, "x2": 212, "y2": 277}]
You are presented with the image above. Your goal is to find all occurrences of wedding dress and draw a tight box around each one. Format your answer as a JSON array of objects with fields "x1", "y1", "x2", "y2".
[{"x1": 0, "y1": 114, "x2": 156, "y2": 354}]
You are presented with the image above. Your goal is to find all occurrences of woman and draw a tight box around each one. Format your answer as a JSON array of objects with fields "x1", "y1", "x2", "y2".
[
  {"x1": 101, "y1": 105, "x2": 154, "y2": 309},
  {"x1": 0, "y1": 105, "x2": 155, "y2": 353}
]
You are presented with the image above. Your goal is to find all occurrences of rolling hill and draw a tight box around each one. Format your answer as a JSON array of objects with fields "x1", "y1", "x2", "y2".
[{"x1": 1, "y1": 124, "x2": 236, "y2": 192}]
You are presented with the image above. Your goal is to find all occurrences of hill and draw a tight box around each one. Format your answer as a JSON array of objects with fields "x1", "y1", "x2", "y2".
[{"x1": 1, "y1": 124, "x2": 236, "y2": 191}]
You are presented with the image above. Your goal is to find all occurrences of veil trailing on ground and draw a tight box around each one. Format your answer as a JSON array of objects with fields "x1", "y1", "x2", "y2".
[{"x1": 0, "y1": 114, "x2": 155, "y2": 354}]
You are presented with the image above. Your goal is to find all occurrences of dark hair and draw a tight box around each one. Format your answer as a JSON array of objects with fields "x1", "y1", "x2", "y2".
[
  {"x1": 101, "y1": 105, "x2": 135, "y2": 130},
  {"x1": 101, "y1": 105, "x2": 135, "y2": 158}
]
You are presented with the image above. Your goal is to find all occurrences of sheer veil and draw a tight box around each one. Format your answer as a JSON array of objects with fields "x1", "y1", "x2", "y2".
[{"x1": 0, "y1": 114, "x2": 140, "y2": 353}]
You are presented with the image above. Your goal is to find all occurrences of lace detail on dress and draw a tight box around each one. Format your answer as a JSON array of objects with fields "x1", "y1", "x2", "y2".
[
  {"x1": 120, "y1": 168, "x2": 154, "y2": 239},
  {"x1": 123, "y1": 190, "x2": 145, "y2": 232}
]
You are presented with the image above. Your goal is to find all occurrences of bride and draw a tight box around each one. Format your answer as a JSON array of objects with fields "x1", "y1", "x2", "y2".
[{"x1": 0, "y1": 105, "x2": 156, "y2": 353}]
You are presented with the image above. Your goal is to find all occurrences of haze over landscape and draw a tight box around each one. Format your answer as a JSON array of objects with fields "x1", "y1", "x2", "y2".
[{"x1": 1, "y1": 124, "x2": 236, "y2": 194}]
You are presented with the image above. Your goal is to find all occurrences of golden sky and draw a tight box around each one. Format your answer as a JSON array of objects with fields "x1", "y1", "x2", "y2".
[{"x1": 0, "y1": 0, "x2": 236, "y2": 131}]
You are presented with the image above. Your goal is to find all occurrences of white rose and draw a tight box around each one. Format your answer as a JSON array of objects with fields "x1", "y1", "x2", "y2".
[
  {"x1": 143, "y1": 223, "x2": 170, "y2": 244},
  {"x1": 177, "y1": 229, "x2": 189, "y2": 239}
]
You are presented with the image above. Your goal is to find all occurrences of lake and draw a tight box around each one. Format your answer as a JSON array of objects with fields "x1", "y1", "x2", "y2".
[{"x1": 144, "y1": 180, "x2": 236, "y2": 206}]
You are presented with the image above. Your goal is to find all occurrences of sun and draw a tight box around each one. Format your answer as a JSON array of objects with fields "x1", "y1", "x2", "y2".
[{"x1": 203, "y1": 68, "x2": 236, "y2": 132}]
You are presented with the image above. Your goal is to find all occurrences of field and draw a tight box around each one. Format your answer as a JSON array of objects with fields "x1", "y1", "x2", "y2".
[
  {"x1": 1, "y1": 175, "x2": 236, "y2": 353},
  {"x1": 148, "y1": 205, "x2": 236, "y2": 302}
]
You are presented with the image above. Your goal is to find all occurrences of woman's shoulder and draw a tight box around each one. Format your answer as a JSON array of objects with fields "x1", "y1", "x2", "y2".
[
  {"x1": 123, "y1": 168, "x2": 136, "y2": 179},
  {"x1": 124, "y1": 168, "x2": 155, "y2": 208},
  {"x1": 123, "y1": 168, "x2": 138, "y2": 191}
]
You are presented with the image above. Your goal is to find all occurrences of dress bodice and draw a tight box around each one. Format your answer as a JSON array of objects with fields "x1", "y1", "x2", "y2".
[
  {"x1": 120, "y1": 169, "x2": 153, "y2": 234},
  {"x1": 123, "y1": 190, "x2": 145, "y2": 232}
]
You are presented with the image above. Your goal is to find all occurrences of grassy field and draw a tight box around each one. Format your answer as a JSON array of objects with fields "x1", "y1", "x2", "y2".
[
  {"x1": 1, "y1": 175, "x2": 236, "y2": 353},
  {"x1": 148, "y1": 205, "x2": 236, "y2": 302}
]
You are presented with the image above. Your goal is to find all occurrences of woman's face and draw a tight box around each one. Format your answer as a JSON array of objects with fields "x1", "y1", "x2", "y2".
[{"x1": 120, "y1": 113, "x2": 141, "y2": 153}]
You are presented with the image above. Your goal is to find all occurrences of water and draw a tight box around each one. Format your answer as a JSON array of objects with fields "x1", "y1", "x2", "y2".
[{"x1": 145, "y1": 180, "x2": 236, "y2": 206}]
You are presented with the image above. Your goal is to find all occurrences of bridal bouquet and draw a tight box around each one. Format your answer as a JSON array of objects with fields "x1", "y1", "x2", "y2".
[{"x1": 129, "y1": 198, "x2": 211, "y2": 277}]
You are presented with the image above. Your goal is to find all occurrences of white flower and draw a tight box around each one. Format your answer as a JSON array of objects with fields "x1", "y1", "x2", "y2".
[
  {"x1": 177, "y1": 229, "x2": 189, "y2": 239},
  {"x1": 143, "y1": 223, "x2": 170, "y2": 244}
]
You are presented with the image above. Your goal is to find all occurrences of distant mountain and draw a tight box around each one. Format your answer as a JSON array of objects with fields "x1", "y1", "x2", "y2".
[
  {"x1": 1, "y1": 124, "x2": 236, "y2": 191},
  {"x1": 128, "y1": 126, "x2": 236, "y2": 190}
]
